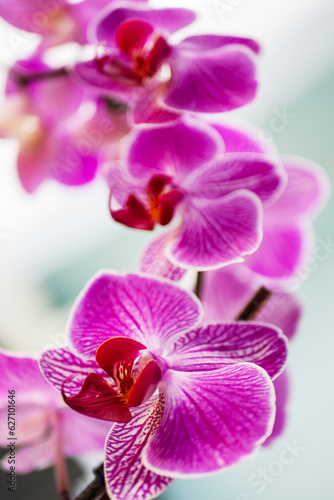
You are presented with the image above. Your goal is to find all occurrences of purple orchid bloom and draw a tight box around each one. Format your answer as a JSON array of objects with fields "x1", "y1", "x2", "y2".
[
  {"x1": 139, "y1": 118, "x2": 329, "y2": 282},
  {"x1": 0, "y1": 349, "x2": 110, "y2": 474},
  {"x1": 40, "y1": 271, "x2": 288, "y2": 500},
  {"x1": 106, "y1": 116, "x2": 285, "y2": 270},
  {"x1": 0, "y1": 58, "x2": 129, "y2": 192},
  {"x1": 0, "y1": 0, "x2": 147, "y2": 49},
  {"x1": 74, "y1": 5, "x2": 260, "y2": 124},
  {"x1": 200, "y1": 264, "x2": 302, "y2": 444}
]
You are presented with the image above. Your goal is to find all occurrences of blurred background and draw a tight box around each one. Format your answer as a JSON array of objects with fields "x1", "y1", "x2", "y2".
[{"x1": 0, "y1": 0, "x2": 333, "y2": 498}]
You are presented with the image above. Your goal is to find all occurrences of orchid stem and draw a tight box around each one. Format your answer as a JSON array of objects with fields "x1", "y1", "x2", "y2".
[
  {"x1": 54, "y1": 413, "x2": 70, "y2": 500},
  {"x1": 74, "y1": 463, "x2": 106, "y2": 500},
  {"x1": 194, "y1": 271, "x2": 203, "y2": 299},
  {"x1": 10, "y1": 67, "x2": 69, "y2": 85},
  {"x1": 236, "y1": 286, "x2": 272, "y2": 321}
]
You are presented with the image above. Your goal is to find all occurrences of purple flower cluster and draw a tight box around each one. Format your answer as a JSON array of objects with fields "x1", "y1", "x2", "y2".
[{"x1": 0, "y1": 1, "x2": 330, "y2": 500}]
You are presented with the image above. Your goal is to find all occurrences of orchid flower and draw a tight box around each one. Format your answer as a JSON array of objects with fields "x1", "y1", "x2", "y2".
[
  {"x1": 0, "y1": 349, "x2": 110, "y2": 475},
  {"x1": 0, "y1": 0, "x2": 147, "y2": 49},
  {"x1": 0, "y1": 58, "x2": 129, "y2": 192},
  {"x1": 139, "y1": 119, "x2": 329, "y2": 282},
  {"x1": 106, "y1": 115, "x2": 285, "y2": 270},
  {"x1": 74, "y1": 6, "x2": 260, "y2": 124},
  {"x1": 40, "y1": 271, "x2": 288, "y2": 500}
]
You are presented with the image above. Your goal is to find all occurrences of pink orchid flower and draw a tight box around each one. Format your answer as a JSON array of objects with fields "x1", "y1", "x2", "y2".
[
  {"x1": 106, "y1": 116, "x2": 285, "y2": 270},
  {"x1": 0, "y1": 349, "x2": 110, "y2": 475},
  {"x1": 139, "y1": 119, "x2": 329, "y2": 282},
  {"x1": 40, "y1": 271, "x2": 288, "y2": 500},
  {"x1": 74, "y1": 6, "x2": 260, "y2": 124},
  {"x1": 1, "y1": 58, "x2": 129, "y2": 192},
  {"x1": 0, "y1": 0, "x2": 147, "y2": 49}
]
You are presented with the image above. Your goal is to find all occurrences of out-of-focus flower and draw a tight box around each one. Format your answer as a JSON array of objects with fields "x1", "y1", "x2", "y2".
[
  {"x1": 0, "y1": 0, "x2": 147, "y2": 49},
  {"x1": 75, "y1": 6, "x2": 260, "y2": 124},
  {"x1": 40, "y1": 271, "x2": 288, "y2": 500},
  {"x1": 201, "y1": 264, "x2": 302, "y2": 444},
  {"x1": 0, "y1": 349, "x2": 110, "y2": 473},
  {"x1": 106, "y1": 116, "x2": 285, "y2": 270},
  {"x1": 0, "y1": 58, "x2": 130, "y2": 192}
]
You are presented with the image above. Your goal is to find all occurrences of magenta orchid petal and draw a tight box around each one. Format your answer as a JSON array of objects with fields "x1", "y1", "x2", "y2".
[
  {"x1": 164, "y1": 44, "x2": 258, "y2": 112},
  {"x1": 74, "y1": 58, "x2": 139, "y2": 98},
  {"x1": 126, "y1": 117, "x2": 223, "y2": 181},
  {"x1": 62, "y1": 407, "x2": 111, "y2": 455},
  {"x1": 177, "y1": 34, "x2": 260, "y2": 54},
  {"x1": 211, "y1": 121, "x2": 269, "y2": 154},
  {"x1": 0, "y1": 349, "x2": 110, "y2": 473},
  {"x1": 0, "y1": 0, "x2": 67, "y2": 35},
  {"x1": 50, "y1": 129, "x2": 99, "y2": 186},
  {"x1": 165, "y1": 323, "x2": 288, "y2": 380},
  {"x1": 139, "y1": 231, "x2": 187, "y2": 281},
  {"x1": 168, "y1": 191, "x2": 262, "y2": 270},
  {"x1": 245, "y1": 220, "x2": 306, "y2": 279},
  {"x1": 186, "y1": 153, "x2": 284, "y2": 203},
  {"x1": 105, "y1": 395, "x2": 173, "y2": 500},
  {"x1": 27, "y1": 75, "x2": 85, "y2": 123},
  {"x1": 94, "y1": 7, "x2": 196, "y2": 46},
  {"x1": 62, "y1": 372, "x2": 131, "y2": 423},
  {"x1": 39, "y1": 347, "x2": 107, "y2": 396},
  {"x1": 69, "y1": 272, "x2": 202, "y2": 358},
  {"x1": 0, "y1": 349, "x2": 52, "y2": 395},
  {"x1": 131, "y1": 83, "x2": 181, "y2": 125},
  {"x1": 271, "y1": 156, "x2": 330, "y2": 219},
  {"x1": 1, "y1": 432, "x2": 56, "y2": 474},
  {"x1": 263, "y1": 371, "x2": 290, "y2": 446},
  {"x1": 142, "y1": 364, "x2": 275, "y2": 477},
  {"x1": 0, "y1": 404, "x2": 48, "y2": 447}
]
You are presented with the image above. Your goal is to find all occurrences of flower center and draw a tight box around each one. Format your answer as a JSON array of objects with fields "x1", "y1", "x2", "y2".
[{"x1": 115, "y1": 19, "x2": 171, "y2": 80}]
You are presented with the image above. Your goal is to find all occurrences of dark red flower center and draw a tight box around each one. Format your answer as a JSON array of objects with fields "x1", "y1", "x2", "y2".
[
  {"x1": 110, "y1": 174, "x2": 184, "y2": 231},
  {"x1": 115, "y1": 19, "x2": 171, "y2": 79},
  {"x1": 62, "y1": 337, "x2": 162, "y2": 423}
]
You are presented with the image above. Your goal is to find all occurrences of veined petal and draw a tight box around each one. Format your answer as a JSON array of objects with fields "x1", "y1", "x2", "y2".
[
  {"x1": 165, "y1": 323, "x2": 288, "y2": 380},
  {"x1": 39, "y1": 347, "x2": 108, "y2": 397},
  {"x1": 185, "y1": 153, "x2": 285, "y2": 203},
  {"x1": 139, "y1": 231, "x2": 187, "y2": 281},
  {"x1": 164, "y1": 44, "x2": 258, "y2": 112},
  {"x1": 0, "y1": 349, "x2": 52, "y2": 395},
  {"x1": 142, "y1": 364, "x2": 275, "y2": 477},
  {"x1": 125, "y1": 116, "x2": 223, "y2": 181},
  {"x1": 167, "y1": 191, "x2": 262, "y2": 270},
  {"x1": 95, "y1": 7, "x2": 196, "y2": 46},
  {"x1": 105, "y1": 395, "x2": 173, "y2": 500},
  {"x1": 62, "y1": 373, "x2": 131, "y2": 423},
  {"x1": 69, "y1": 272, "x2": 202, "y2": 358}
]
